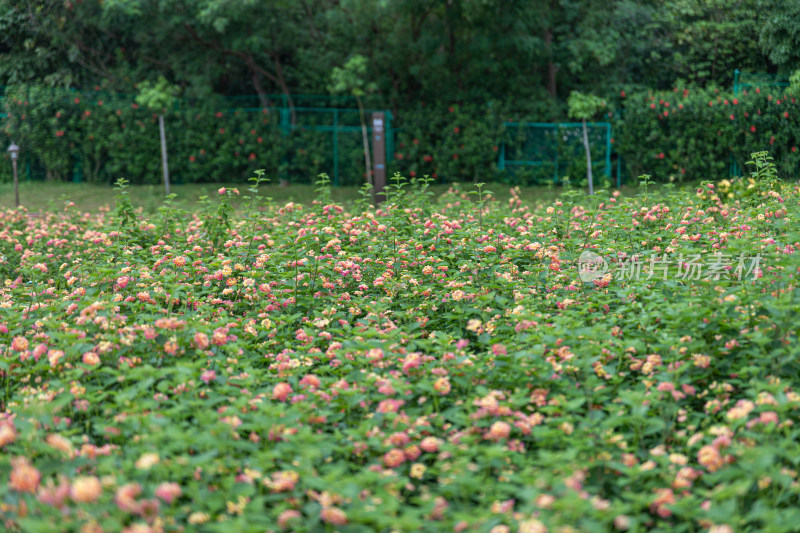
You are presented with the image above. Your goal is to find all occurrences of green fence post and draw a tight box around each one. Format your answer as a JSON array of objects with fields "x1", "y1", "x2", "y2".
[
  {"x1": 616, "y1": 155, "x2": 621, "y2": 188},
  {"x1": 25, "y1": 158, "x2": 31, "y2": 181},
  {"x1": 498, "y1": 143, "x2": 505, "y2": 170},
  {"x1": 733, "y1": 69, "x2": 740, "y2": 97},
  {"x1": 73, "y1": 154, "x2": 82, "y2": 183},
  {"x1": 553, "y1": 124, "x2": 559, "y2": 184},
  {"x1": 333, "y1": 109, "x2": 339, "y2": 186}
]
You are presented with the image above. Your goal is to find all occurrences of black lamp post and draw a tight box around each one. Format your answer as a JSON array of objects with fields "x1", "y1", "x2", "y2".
[{"x1": 7, "y1": 142, "x2": 19, "y2": 208}]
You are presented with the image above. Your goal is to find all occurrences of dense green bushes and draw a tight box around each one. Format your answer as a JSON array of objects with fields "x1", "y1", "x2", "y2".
[
  {"x1": 615, "y1": 84, "x2": 800, "y2": 182},
  {"x1": 0, "y1": 87, "x2": 378, "y2": 186},
  {"x1": 3, "y1": 82, "x2": 800, "y2": 186}
]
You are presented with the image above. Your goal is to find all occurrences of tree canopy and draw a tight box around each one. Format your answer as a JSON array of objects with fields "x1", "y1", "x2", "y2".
[{"x1": 0, "y1": 0, "x2": 790, "y2": 118}]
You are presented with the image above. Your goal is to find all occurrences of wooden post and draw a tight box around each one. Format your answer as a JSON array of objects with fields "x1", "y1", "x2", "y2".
[
  {"x1": 371, "y1": 112, "x2": 386, "y2": 203},
  {"x1": 158, "y1": 114, "x2": 171, "y2": 195},
  {"x1": 12, "y1": 157, "x2": 18, "y2": 208}
]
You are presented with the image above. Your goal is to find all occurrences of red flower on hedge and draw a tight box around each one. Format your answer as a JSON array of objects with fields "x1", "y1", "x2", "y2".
[
  {"x1": 784, "y1": 112, "x2": 789, "y2": 118},
  {"x1": 249, "y1": 153, "x2": 256, "y2": 161},
  {"x1": 454, "y1": 127, "x2": 460, "y2": 134},
  {"x1": 55, "y1": 130, "x2": 65, "y2": 137},
  {"x1": 189, "y1": 155, "x2": 196, "y2": 162},
  {"x1": 750, "y1": 126, "x2": 756, "y2": 133},
  {"x1": 620, "y1": 90, "x2": 626, "y2": 98},
  {"x1": 423, "y1": 155, "x2": 433, "y2": 162}
]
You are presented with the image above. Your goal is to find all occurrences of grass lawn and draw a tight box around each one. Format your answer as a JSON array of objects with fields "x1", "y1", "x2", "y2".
[{"x1": 0, "y1": 177, "x2": 684, "y2": 213}]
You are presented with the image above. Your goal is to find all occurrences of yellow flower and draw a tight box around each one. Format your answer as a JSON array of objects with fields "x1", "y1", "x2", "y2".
[
  {"x1": 135, "y1": 452, "x2": 160, "y2": 470},
  {"x1": 188, "y1": 512, "x2": 210, "y2": 524},
  {"x1": 410, "y1": 463, "x2": 427, "y2": 479}
]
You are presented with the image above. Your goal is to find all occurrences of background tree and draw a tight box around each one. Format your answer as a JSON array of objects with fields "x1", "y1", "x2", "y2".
[
  {"x1": 135, "y1": 76, "x2": 179, "y2": 194},
  {"x1": 330, "y1": 55, "x2": 378, "y2": 201},
  {"x1": 567, "y1": 91, "x2": 607, "y2": 195}
]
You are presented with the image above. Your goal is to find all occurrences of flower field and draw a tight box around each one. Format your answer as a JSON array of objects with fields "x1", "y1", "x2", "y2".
[{"x1": 1, "y1": 159, "x2": 800, "y2": 533}]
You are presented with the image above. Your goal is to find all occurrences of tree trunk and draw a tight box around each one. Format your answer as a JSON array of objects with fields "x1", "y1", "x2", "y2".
[
  {"x1": 250, "y1": 70, "x2": 273, "y2": 109},
  {"x1": 582, "y1": 118, "x2": 593, "y2": 195},
  {"x1": 159, "y1": 114, "x2": 171, "y2": 195},
  {"x1": 357, "y1": 96, "x2": 374, "y2": 203},
  {"x1": 546, "y1": 29, "x2": 557, "y2": 98}
]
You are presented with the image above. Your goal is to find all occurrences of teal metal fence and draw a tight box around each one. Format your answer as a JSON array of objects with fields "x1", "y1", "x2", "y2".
[
  {"x1": 497, "y1": 122, "x2": 613, "y2": 186},
  {"x1": 0, "y1": 87, "x2": 394, "y2": 186}
]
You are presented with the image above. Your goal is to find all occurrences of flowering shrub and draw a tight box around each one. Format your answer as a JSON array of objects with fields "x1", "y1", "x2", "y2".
[
  {"x1": 616, "y1": 85, "x2": 800, "y2": 181},
  {"x1": 395, "y1": 104, "x2": 506, "y2": 183},
  {"x1": 0, "y1": 162, "x2": 799, "y2": 530}
]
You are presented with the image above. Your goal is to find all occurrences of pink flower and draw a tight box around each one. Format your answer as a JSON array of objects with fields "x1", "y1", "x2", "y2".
[
  {"x1": 698, "y1": 445, "x2": 724, "y2": 472},
  {"x1": 383, "y1": 448, "x2": 406, "y2": 468},
  {"x1": 320, "y1": 507, "x2": 348, "y2": 525},
  {"x1": 420, "y1": 437, "x2": 440, "y2": 453},
  {"x1": 37, "y1": 476, "x2": 70, "y2": 509},
  {"x1": 487, "y1": 421, "x2": 511, "y2": 441},
  {"x1": 200, "y1": 370, "x2": 217, "y2": 384},
  {"x1": 9, "y1": 458, "x2": 40, "y2": 493},
  {"x1": 70, "y1": 476, "x2": 102, "y2": 503},
  {"x1": 115, "y1": 482, "x2": 142, "y2": 512},
  {"x1": 433, "y1": 377, "x2": 451, "y2": 395},
  {"x1": 267, "y1": 470, "x2": 298, "y2": 492},
  {"x1": 218, "y1": 187, "x2": 226, "y2": 195},
  {"x1": 404, "y1": 445, "x2": 421, "y2": 461},
  {"x1": 278, "y1": 510, "x2": 302, "y2": 527},
  {"x1": 650, "y1": 488, "x2": 675, "y2": 518},
  {"x1": 0, "y1": 422, "x2": 16, "y2": 448},
  {"x1": 193, "y1": 332, "x2": 210, "y2": 349},
  {"x1": 11, "y1": 336, "x2": 28, "y2": 352},
  {"x1": 272, "y1": 382, "x2": 293, "y2": 402},
  {"x1": 154, "y1": 482, "x2": 182, "y2": 504}
]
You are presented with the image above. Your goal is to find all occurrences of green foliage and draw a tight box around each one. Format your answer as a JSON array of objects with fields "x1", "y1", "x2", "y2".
[
  {"x1": 1, "y1": 180, "x2": 799, "y2": 530},
  {"x1": 615, "y1": 84, "x2": 800, "y2": 182},
  {"x1": 567, "y1": 91, "x2": 607, "y2": 121},
  {"x1": 135, "y1": 76, "x2": 180, "y2": 112},
  {"x1": 329, "y1": 55, "x2": 377, "y2": 99}
]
